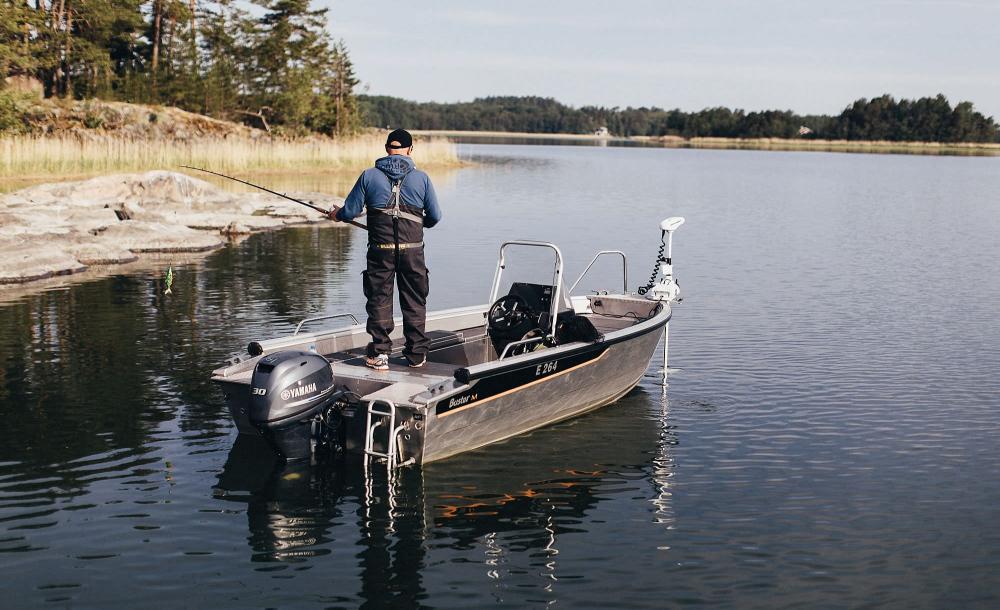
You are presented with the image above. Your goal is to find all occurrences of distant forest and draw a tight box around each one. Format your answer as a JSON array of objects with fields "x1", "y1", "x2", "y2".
[
  {"x1": 0, "y1": 0, "x2": 360, "y2": 135},
  {"x1": 4, "y1": 0, "x2": 997, "y2": 144},
  {"x1": 360, "y1": 94, "x2": 1000, "y2": 143}
]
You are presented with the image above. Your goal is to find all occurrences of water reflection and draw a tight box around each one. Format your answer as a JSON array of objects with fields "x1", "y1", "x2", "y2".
[
  {"x1": 213, "y1": 384, "x2": 676, "y2": 606},
  {"x1": 651, "y1": 384, "x2": 678, "y2": 533},
  {"x1": 8, "y1": 143, "x2": 996, "y2": 606},
  {"x1": 215, "y1": 437, "x2": 431, "y2": 604},
  {"x1": 0, "y1": 226, "x2": 355, "y2": 469}
]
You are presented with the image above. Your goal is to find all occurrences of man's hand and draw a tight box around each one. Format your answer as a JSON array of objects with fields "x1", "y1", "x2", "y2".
[{"x1": 327, "y1": 205, "x2": 340, "y2": 220}]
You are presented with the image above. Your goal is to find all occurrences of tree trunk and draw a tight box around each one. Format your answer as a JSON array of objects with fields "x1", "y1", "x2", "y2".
[
  {"x1": 62, "y1": 0, "x2": 72, "y2": 97},
  {"x1": 51, "y1": 0, "x2": 61, "y2": 31},
  {"x1": 189, "y1": 0, "x2": 198, "y2": 62},
  {"x1": 48, "y1": 0, "x2": 65, "y2": 96},
  {"x1": 189, "y1": 0, "x2": 200, "y2": 108},
  {"x1": 335, "y1": 85, "x2": 342, "y2": 135},
  {"x1": 152, "y1": 0, "x2": 162, "y2": 93},
  {"x1": 165, "y1": 15, "x2": 176, "y2": 71}
]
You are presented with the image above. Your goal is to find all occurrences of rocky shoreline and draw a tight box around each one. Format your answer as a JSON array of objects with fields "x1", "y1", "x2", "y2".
[{"x1": 0, "y1": 171, "x2": 345, "y2": 286}]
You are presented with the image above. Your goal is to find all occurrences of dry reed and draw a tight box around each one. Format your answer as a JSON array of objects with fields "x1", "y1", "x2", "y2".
[{"x1": 0, "y1": 132, "x2": 460, "y2": 178}]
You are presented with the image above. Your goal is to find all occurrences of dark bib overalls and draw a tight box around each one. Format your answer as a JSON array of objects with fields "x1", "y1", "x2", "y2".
[{"x1": 363, "y1": 172, "x2": 430, "y2": 359}]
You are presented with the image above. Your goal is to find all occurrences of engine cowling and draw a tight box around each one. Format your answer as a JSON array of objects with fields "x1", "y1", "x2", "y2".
[{"x1": 248, "y1": 350, "x2": 340, "y2": 459}]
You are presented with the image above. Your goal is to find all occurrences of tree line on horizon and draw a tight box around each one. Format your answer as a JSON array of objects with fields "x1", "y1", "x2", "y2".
[
  {"x1": 0, "y1": 0, "x2": 360, "y2": 135},
  {"x1": 360, "y1": 94, "x2": 1000, "y2": 143},
  {"x1": 4, "y1": 0, "x2": 997, "y2": 145}
]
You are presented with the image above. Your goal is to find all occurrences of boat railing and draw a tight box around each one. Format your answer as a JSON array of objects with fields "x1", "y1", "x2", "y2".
[
  {"x1": 569, "y1": 250, "x2": 628, "y2": 295},
  {"x1": 293, "y1": 312, "x2": 360, "y2": 335},
  {"x1": 498, "y1": 336, "x2": 546, "y2": 360},
  {"x1": 488, "y1": 240, "x2": 565, "y2": 339}
]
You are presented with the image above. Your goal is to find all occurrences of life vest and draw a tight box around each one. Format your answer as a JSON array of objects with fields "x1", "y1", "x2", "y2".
[{"x1": 367, "y1": 170, "x2": 425, "y2": 249}]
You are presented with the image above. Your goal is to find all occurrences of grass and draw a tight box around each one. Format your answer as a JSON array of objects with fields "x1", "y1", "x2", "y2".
[{"x1": 0, "y1": 132, "x2": 460, "y2": 179}]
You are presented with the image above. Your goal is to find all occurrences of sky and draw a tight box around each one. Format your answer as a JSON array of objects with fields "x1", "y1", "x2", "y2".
[{"x1": 323, "y1": 0, "x2": 1000, "y2": 119}]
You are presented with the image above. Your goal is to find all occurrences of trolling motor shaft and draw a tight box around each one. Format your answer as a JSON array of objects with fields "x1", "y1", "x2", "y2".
[{"x1": 638, "y1": 216, "x2": 685, "y2": 385}]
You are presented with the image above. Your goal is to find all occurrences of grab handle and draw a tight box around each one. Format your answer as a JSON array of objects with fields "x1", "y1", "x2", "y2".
[{"x1": 293, "y1": 313, "x2": 360, "y2": 335}]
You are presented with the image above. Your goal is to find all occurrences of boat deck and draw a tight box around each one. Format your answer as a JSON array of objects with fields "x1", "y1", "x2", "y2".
[
  {"x1": 330, "y1": 352, "x2": 458, "y2": 377},
  {"x1": 215, "y1": 311, "x2": 644, "y2": 410}
]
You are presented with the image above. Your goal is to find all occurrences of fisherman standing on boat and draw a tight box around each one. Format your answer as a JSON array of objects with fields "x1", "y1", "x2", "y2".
[{"x1": 332, "y1": 129, "x2": 442, "y2": 371}]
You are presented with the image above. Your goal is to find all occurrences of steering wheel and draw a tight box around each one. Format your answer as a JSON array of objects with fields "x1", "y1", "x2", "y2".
[{"x1": 488, "y1": 294, "x2": 530, "y2": 333}]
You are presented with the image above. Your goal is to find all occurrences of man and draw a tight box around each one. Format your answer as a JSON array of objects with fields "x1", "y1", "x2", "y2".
[{"x1": 332, "y1": 129, "x2": 442, "y2": 370}]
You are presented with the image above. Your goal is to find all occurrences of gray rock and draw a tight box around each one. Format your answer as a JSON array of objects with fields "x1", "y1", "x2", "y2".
[
  {"x1": 98, "y1": 220, "x2": 225, "y2": 252},
  {"x1": 0, "y1": 171, "x2": 347, "y2": 287},
  {"x1": 0, "y1": 237, "x2": 88, "y2": 284},
  {"x1": 66, "y1": 238, "x2": 141, "y2": 265}
]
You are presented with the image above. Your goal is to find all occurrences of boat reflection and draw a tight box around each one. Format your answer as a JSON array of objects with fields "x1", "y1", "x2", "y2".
[{"x1": 214, "y1": 383, "x2": 677, "y2": 603}]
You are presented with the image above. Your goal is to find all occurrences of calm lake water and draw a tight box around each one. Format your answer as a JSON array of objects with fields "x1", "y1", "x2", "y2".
[{"x1": 2, "y1": 144, "x2": 1000, "y2": 608}]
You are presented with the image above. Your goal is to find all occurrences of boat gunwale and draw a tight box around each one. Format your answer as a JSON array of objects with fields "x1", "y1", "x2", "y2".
[
  {"x1": 452, "y1": 300, "x2": 671, "y2": 383},
  {"x1": 211, "y1": 298, "x2": 671, "y2": 388}
]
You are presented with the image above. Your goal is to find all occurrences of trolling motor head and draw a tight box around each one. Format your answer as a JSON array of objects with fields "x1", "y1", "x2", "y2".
[
  {"x1": 639, "y1": 216, "x2": 685, "y2": 302},
  {"x1": 660, "y1": 217, "x2": 685, "y2": 233}
]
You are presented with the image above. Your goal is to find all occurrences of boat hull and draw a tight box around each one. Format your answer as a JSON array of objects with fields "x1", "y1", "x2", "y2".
[
  {"x1": 417, "y1": 320, "x2": 664, "y2": 463},
  {"x1": 215, "y1": 299, "x2": 671, "y2": 466}
]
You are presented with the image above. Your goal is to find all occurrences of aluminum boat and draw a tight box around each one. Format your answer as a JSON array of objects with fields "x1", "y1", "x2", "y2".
[{"x1": 211, "y1": 217, "x2": 685, "y2": 467}]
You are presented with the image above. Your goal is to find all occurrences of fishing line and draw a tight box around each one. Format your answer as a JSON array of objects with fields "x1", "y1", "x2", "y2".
[{"x1": 180, "y1": 166, "x2": 368, "y2": 230}]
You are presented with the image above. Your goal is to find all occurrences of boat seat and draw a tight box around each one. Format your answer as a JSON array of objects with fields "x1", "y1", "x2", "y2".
[{"x1": 587, "y1": 294, "x2": 661, "y2": 319}]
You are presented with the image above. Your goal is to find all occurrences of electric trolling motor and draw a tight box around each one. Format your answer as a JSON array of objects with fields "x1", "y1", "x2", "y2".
[
  {"x1": 636, "y1": 216, "x2": 685, "y2": 384},
  {"x1": 639, "y1": 217, "x2": 685, "y2": 302}
]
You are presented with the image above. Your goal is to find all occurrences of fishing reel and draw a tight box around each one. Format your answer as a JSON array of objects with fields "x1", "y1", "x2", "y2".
[{"x1": 638, "y1": 217, "x2": 684, "y2": 302}]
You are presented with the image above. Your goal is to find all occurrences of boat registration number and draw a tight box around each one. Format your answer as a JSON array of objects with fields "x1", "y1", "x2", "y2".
[{"x1": 536, "y1": 361, "x2": 557, "y2": 376}]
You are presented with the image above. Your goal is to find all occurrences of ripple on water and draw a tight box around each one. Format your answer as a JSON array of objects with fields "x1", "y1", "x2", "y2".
[{"x1": 2, "y1": 147, "x2": 1000, "y2": 607}]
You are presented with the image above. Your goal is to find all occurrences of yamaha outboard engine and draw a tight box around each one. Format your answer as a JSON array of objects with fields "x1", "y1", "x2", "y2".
[{"x1": 248, "y1": 350, "x2": 345, "y2": 460}]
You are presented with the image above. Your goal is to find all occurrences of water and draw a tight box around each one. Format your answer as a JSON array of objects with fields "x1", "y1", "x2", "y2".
[{"x1": 2, "y1": 144, "x2": 1000, "y2": 607}]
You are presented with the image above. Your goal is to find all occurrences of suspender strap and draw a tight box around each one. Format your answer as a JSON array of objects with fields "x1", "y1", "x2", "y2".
[{"x1": 370, "y1": 173, "x2": 424, "y2": 224}]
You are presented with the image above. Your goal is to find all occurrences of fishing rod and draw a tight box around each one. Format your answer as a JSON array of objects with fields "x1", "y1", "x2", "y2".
[{"x1": 181, "y1": 165, "x2": 368, "y2": 230}]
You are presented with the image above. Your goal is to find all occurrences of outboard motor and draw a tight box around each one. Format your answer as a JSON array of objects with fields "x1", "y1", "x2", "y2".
[{"x1": 248, "y1": 350, "x2": 345, "y2": 460}]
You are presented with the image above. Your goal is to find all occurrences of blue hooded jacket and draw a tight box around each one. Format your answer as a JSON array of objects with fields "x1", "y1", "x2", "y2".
[{"x1": 336, "y1": 155, "x2": 442, "y2": 228}]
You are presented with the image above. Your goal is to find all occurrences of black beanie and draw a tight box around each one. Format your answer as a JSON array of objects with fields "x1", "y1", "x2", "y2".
[{"x1": 386, "y1": 129, "x2": 413, "y2": 148}]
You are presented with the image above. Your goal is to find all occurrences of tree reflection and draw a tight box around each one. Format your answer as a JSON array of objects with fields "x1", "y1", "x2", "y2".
[{"x1": 0, "y1": 225, "x2": 354, "y2": 470}]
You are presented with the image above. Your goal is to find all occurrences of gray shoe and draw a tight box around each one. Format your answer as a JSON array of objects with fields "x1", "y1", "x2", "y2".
[
  {"x1": 366, "y1": 353, "x2": 389, "y2": 371},
  {"x1": 407, "y1": 355, "x2": 426, "y2": 368}
]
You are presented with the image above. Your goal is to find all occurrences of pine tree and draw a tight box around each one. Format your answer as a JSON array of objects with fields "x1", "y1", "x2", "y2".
[
  {"x1": 327, "y1": 39, "x2": 359, "y2": 135},
  {"x1": 70, "y1": 0, "x2": 145, "y2": 98},
  {"x1": 249, "y1": 0, "x2": 331, "y2": 131},
  {"x1": 198, "y1": 0, "x2": 254, "y2": 117},
  {"x1": 0, "y1": 0, "x2": 47, "y2": 80}
]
